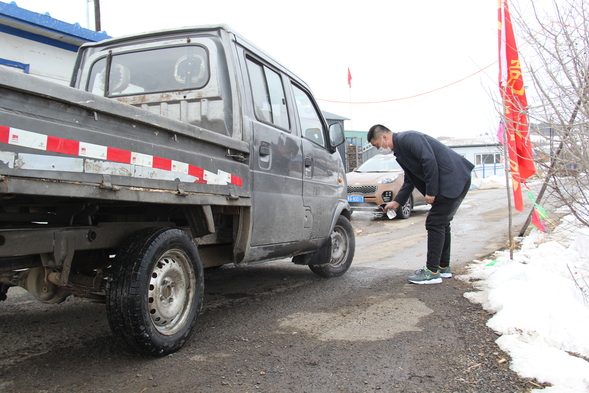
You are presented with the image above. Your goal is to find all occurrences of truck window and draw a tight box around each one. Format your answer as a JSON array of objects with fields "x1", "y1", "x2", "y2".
[
  {"x1": 292, "y1": 85, "x2": 326, "y2": 148},
  {"x1": 87, "y1": 46, "x2": 210, "y2": 97},
  {"x1": 246, "y1": 58, "x2": 290, "y2": 130}
]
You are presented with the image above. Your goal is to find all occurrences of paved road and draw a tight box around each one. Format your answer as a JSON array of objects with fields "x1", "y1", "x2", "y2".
[
  {"x1": 351, "y1": 186, "x2": 531, "y2": 273},
  {"x1": 0, "y1": 187, "x2": 536, "y2": 392}
]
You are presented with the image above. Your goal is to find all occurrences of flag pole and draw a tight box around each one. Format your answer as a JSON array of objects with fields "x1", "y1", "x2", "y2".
[
  {"x1": 348, "y1": 88, "x2": 353, "y2": 130},
  {"x1": 501, "y1": 119, "x2": 515, "y2": 259},
  {"x1": 347, "y1": 67, "x2": 353, "y2": 130}
]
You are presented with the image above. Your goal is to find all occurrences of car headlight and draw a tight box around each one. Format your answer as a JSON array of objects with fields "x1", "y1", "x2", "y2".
[{"x1": 376, "y1": 175, "x2": 398, "y2": 184}]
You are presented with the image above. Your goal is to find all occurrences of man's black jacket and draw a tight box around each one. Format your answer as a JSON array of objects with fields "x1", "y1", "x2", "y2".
[{"x1": 392, "y1": 131, "x2": 475, "y2": 204}]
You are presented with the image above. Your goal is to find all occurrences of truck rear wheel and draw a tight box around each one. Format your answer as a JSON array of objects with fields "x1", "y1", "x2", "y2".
[
  {"x1": 309, "y1": 215, "x2": 355, "y2": 278},
  {"x1": 106, "y1": 227, "x2": 204, "y2": 356}
]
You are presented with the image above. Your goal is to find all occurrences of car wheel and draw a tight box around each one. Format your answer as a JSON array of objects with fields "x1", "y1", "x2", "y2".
[
  {"x1": 308, "y1": 215, "x2": 355, "y2": 278},
  {"x1": 396, "y1": 196, "x2": 413, "y2": 219},
  {"x1": 106, "y1": 227, "x2": 204, "y2": 356}
]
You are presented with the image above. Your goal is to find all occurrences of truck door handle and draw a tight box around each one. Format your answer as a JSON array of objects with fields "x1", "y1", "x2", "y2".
[
  {"x1": 304, "y1": 156, "x2": 313, "y2": 167},
  {"x1": 259, "y1": 142, "x2": 270, "y2": 156}
]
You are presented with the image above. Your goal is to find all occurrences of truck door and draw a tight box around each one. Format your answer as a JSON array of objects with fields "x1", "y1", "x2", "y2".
[
  {"x1": 292, "y1": 84, "x2": 341, "y2": 240},
  {"x1": 246, "y1": 58, "x2": 306, "y2": 246}
]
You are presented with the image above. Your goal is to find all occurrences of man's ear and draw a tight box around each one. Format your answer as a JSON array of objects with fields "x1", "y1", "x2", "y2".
[{"x1": 381, "y1": 134, "x2": 388, "y2": 147}]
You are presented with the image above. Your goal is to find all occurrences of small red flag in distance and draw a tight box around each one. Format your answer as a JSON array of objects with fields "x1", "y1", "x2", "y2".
[{"x1": 347, "y1": 68, "x2": 352, "y2": 88}]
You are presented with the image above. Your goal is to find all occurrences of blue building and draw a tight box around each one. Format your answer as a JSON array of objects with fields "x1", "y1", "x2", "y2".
[{"x1": 0, "y1": 1, "x2": 109, "y2": 84}]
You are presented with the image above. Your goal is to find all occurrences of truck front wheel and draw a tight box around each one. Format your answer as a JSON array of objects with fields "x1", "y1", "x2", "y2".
[
  {"x1": 106, "y1": 227, "x2": 204, "y2": 356},
  {"x1": 309, "y1": 215, "x2": 355, "y2": 278}
]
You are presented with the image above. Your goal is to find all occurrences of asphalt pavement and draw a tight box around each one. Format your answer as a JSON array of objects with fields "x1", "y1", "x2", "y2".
[{"x1": 0, "y1": 187, "x2": 543, "y2": 392}]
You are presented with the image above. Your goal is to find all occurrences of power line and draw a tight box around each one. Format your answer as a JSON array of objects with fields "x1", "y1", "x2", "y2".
[{"x1": 318, "y1": 62, "x2": 496, "y2": 105}]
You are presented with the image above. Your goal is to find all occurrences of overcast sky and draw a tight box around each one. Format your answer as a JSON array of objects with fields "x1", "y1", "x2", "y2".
[{"x1": 15, "y1": 0, "x2": 553, "y2": 139}]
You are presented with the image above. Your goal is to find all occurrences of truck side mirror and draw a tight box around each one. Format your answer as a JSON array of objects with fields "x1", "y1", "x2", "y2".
[{"x1": 329, "y1": 123, "x2": 345, "y2": 148}]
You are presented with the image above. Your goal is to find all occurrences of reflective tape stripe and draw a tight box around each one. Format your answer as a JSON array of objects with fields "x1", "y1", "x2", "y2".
[{"x1": 0, "y1": 125, "x2": 243, "y2": 186}]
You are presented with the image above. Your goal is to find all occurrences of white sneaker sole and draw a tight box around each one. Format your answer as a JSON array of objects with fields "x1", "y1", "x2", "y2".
[
  {"x1": 440, "y1": 273, "x2": 452, "y2": 278},
  {"x1": 408, "y1": 277, "x2": 443, "y2": 284}
]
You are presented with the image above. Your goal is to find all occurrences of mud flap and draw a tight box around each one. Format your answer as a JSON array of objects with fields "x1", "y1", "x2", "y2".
[{"x1": 292, "y1": 238, "x2": 332, "y2": 266}]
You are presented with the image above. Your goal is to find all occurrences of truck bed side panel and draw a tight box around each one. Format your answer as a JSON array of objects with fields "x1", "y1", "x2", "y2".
[{"x1": 0, "y1": 69, "x2": 251, "y2": 206}]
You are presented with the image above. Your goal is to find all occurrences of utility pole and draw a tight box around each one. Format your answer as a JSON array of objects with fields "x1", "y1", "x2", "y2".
[{"x1": 94, "y1": 0, "x2": 101, "y2": 32}]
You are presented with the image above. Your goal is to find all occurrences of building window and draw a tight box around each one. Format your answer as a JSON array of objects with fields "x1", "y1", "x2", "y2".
[{"x1": 475, "y1": 153, "x2": 501, "y2": 165}]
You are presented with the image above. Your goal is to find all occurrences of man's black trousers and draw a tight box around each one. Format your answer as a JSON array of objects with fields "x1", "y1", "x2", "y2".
[{"x1": 425, "y1": 179, "x2": 471, "y2": 272}]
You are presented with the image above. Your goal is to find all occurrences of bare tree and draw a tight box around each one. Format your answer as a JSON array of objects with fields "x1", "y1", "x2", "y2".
[{"x1": 515, "y1": 0, "x2": 589, "y2": 230}]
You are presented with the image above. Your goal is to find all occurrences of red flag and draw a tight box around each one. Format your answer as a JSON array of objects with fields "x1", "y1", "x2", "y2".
[
  {"x1": 347, "y1": 67, "x2": 352, "y2": 88},
  {"x1": 531, "y1": 208, "x2": 546, "y2": 232},
  {"x1": 498, "y1": 0, "x2": 535, "y2": 211}
]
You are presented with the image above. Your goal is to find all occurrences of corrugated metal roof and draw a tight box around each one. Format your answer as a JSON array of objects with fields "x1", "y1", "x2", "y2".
[
  {"x1": 0, "y1": 1, "x2": 110, "y2": 48},
  {"x1": 322, "y1": 110, "x2": 349, "y2": 121},
  {"x1": 441, "y1": 136, "x2": 499, "y2": 147}
]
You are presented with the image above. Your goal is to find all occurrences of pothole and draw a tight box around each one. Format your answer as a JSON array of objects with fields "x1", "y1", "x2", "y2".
[{"x1": 278, "y1": 296, "x2": 433, "y2": 341}]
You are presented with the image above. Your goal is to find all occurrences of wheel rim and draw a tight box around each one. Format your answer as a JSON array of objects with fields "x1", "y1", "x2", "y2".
[
  {"x1": 401, "y1": 198, "x2": 412, "y2": 217},
  {"x1": 148, "y1": 249, "x2": 196, "y2": 336},
  {"x1": 329, "y1": 225, "x2": 349, "y2": 267}
]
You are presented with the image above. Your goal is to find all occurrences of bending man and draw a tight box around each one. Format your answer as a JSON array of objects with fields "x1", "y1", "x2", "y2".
[{"x1": 367, "y1": 124, "x2": 474, "y2": 284}]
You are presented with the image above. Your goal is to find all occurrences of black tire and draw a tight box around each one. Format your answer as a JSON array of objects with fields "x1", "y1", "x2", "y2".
[
  {"x1": 396, "y1": 195, "x2": 413, "y2": 219},
  {"x1": 106, "y1": 227, "x2": 204, "y2": 356},
  {"x1": 308, "y1": 215, "x2": 355, "y2": 278}
]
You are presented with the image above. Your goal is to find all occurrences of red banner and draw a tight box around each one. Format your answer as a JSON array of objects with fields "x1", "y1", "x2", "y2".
[{"x1": 498, "y1": 0, "x2": 535, "y2": 211}]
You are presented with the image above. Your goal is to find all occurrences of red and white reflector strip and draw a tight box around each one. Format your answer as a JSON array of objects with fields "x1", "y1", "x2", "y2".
[{"x1": 0, "y1": 125, "x2": 243, "y2": 187}]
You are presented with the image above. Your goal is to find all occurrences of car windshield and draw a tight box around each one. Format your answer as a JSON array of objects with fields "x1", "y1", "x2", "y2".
[{"x1": 356, "y1": 155, "x2": 402, "y2": 173}]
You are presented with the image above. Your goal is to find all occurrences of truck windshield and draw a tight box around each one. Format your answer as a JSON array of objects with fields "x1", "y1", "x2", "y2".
[{"x1": 87, "y1": 45, "x2": 210, "y2": 97}]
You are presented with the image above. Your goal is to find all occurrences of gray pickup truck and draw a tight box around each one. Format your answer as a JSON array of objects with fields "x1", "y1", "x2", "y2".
[{"x1": 0, "y1": 25, "x2": 354, "y2": 355}]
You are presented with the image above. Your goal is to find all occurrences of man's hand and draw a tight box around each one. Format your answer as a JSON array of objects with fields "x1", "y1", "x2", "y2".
[
  {"x1": 383, "y1": 201, "x2": 400, "y2": 212},
  {"x1": 425, "y1": 195, "x2": 436, "y2": 204}
]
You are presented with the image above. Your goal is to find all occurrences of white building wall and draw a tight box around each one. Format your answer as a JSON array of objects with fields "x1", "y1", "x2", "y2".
[
  {"x1": 450, "y1": 145, "x2": 501, "y2": 163},
  {"x1": 449, "y1": 145, "x2": 505, "y2": 179},
  {"x1": 0, "y1": 32, "x2": 77, "y2": 85}
]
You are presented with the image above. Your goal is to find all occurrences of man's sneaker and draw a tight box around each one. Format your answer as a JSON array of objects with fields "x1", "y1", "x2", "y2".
[
  {"x1": 439, "y1": 266, "x2": 452, "y2": 278},
  {"x1": 407, "y1": 268, "x2": 442, "y2": 284}
]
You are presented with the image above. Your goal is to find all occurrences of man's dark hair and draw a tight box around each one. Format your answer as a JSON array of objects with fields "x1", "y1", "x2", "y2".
[{"x1": 367, "y1": 124, "x2": 391, "y2": 144}]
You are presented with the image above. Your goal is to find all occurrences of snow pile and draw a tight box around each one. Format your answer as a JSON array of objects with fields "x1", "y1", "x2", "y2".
[
  {"x1": 460, "y1": 213, "x2": 589, "y2": 392},
  {"x1": 471, "y1": 175, "x2": 507, "y2": 190}
]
